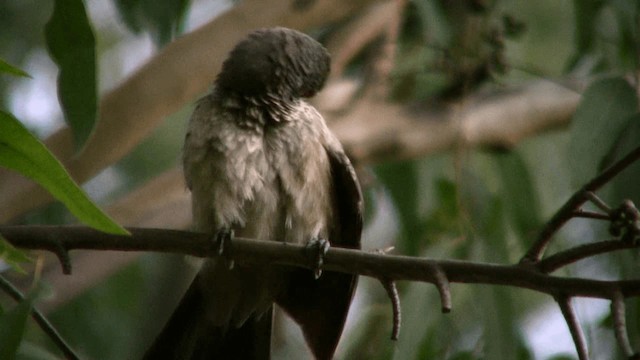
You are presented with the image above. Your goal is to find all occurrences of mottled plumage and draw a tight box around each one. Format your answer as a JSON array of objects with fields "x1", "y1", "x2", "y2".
[{"x1": 144, "y1": 27, "x2": 363, "y2": 360}]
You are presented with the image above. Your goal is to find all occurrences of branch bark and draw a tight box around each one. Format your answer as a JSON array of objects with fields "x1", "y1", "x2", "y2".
[{"x1": 3, "y1": 226, "x2": 640, "y2": 300}]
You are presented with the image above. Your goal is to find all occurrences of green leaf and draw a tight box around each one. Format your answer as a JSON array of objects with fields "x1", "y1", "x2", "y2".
[
  {"x1": 0, "y1": 111, "x2": 128, "y2": 235},
  {"x1": 612, "y1": 0, "x2": 640, "y2": 71},
  {"x1": 568, "y1": 77, "x2": 638, "y2": 186},
  {"x1": 423, "y1": 178, "x2": 462, "y2": 242},
  {"x1": 602, "y1": 114, "x2": 640, "y2": 205},
  {"x1": 495, "y1": 151, "x2": 542, "y2": 242},
  {"x1": 0, "y1": 58, "x2": 31, "y2": 78},
  {"x1": 0, "y1": 298, "x2": 32, "y2": 360},
  {"x1": 0, "y1": 235, "x2": 31, "y2": 274},
  {"x1": 570, "y1": 0, "x2": 604, "y2": 52},
  {"x1": 375, "y1": 159, "x2": 422, "y2": 255},
  {"x1": 114, "y1": 0, "x2": 190, "y2": 46},
  {"x1": 45, "y1": 0, "x2": 97, "y2": 150}
]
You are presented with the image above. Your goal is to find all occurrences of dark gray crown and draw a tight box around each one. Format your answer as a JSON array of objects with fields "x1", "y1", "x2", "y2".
[{"x1": 216, "y1": 27, "x2": 330, "y2": 100}]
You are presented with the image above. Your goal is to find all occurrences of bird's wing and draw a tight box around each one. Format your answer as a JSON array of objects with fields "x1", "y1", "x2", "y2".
[{"x1": 276, "y1": 137, "x2": 363, "y2": 360}]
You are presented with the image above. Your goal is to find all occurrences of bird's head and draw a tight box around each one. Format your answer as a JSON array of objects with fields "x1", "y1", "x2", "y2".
[{"x1": 216, "y1": 27, "x2": 330, "y2": 102}]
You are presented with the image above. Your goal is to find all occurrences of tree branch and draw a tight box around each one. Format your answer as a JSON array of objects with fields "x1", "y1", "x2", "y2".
[{"x1": 3, "y1": 225, "x2": 640, "y2": 300}]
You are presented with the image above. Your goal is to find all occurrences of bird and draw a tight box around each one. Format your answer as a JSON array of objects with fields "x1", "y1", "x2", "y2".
[{"x1": 143, "y1": 27, "x2": 363, "y2": 360}]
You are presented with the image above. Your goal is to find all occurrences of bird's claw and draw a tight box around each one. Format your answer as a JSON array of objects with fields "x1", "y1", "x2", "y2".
[
  {"x1": 215, "y1": 228, "x2": 235, "y2": 269},
  {"x1": 306, "y1": 237, "x2": 329, "y2": 279}
]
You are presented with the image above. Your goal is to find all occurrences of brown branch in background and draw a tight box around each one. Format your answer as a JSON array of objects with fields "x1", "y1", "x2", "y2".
[
  {"x1": 0, "y1": 275, "x2": 79, "y2": 360},
  {"x1": 521, "y1": 144, "x2": 640, "y2": 263},
  {"x1": 333, "y1": 80, "x2": 580, "y2": 164},
  {"x1": 325, "y1": 1, "x2": 395, "y2": 80},
  {"x1": 369, "y1": 0, "x2": 405, "y2": 97},
  {"x1": 556, "y1": 296, "x2": 589, "y2": 360}
]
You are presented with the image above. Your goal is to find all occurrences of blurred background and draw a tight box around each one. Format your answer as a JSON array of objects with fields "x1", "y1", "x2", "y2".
[{"x1": 1, "y1": 0, "x2": 639, "y2": 359}]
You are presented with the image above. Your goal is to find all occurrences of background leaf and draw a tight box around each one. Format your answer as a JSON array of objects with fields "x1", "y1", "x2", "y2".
[
  {"x1": 602, "y1": 113, "x2": 640, "y2": 205},
  {"x1": 0, "y1": 111, "x2": 127, "y2": 234},
  {"x1": 568, "y1": 77, "x2": 638, "y2": 186},
  {"x1": 44, "y1": 0, "x2": 97, "y2": 150},
  {"x1": 0, "y1": 298, "x2": 32, "y2": 360},
  {"x1": 567, "y1": 0, "x2": 604, "y2": 69},
  {"x1": 495, "y1": 151, "x2": 543, "y2": 244},
  {"x1": 375, "y1": 159, "x2": 423, "y2": 255},
  {"x1": 114, "y1": 0, "x2": 190, "y2": 47}
]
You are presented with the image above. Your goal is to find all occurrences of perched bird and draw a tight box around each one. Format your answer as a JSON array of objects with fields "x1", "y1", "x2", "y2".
[{"x1": 143, "y1": 27, "x2": 363, "y2": 360}]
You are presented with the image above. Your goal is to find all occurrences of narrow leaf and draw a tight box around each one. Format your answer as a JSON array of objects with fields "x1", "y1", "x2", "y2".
[
  {"x1": 45, "y1": 0, "x2": 97, "y2": 150},
  {"x1": 0, "y1": 111, "x2": 128, "y2": 235},
  {"x1": 114, "y1": 0, "x2": 190, "y2": 46},
  {"x1": 0, "y1": 298, "x2": 32, "y2": 360},
  {"x1": 602, "y1": 114, "x2": 640, "y2": 205},
  {"x1": 375, "y1": 159, "x2": 422, "y2": 255},
  {"x1": 568, "y1": 77, "x2": 638, "y2": 186},
  {"x1": 0, "y1": 59, "x2": 31, "y2": 78},
  {"x1": 495, "y1": 151, "x2": 542, "y2": 242},
  {"x1": 0, "y1": 235, "x2": 31, "y2": 274}
]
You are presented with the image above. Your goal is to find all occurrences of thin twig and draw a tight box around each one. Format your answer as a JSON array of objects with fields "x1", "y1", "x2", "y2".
[
  {"x1": 432, "y1": 265, "x2": 452, "y2": 313},
  {"x1": 537, "y1": 239, "x2": 638, "y2": 273},
  {"x1": 556, "y1": 296, "x2": 589, "y2": 360},
  {"x1": 571, "y1": 209, "x2": 610, "y2": 221},
  {"x1": 611, "y1": 291, "x2": 634, "y2": 358},
  {"x1": 0, "y1": 275, "x2": 79, "y2": 360},
  {"x1": 585, "y1": 191, "x2": 612, "y2": 213},
  {"x1": 380, "y1": 279, "x2": 401, "y2": 340},
  {"x1": 54, "y1": 242, "x2": 72, "y2": 275},
  {"x1": 522, "y1": 145, "x2": 640, "y2": 262}
]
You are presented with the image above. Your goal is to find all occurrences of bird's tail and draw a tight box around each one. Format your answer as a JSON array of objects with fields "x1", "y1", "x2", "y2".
[{"x1": 143, "y1": 277, "x2": 272, "y2": 360}]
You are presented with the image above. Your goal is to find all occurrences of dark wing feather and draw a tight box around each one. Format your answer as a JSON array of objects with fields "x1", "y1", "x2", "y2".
[
  {"x1": 276, "y1": 143, "x2": 363, "y2": 360},
  {"x1": 143, "y1": 272, "x2": 272, "y2": 360}
]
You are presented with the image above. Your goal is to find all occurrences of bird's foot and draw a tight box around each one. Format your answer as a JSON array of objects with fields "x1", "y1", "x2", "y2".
[
  {"x1": 215, "y1": 228, "x2": 235, "y2": 269},
  {"x1": 306, "y1": 237, "x2": 329, "y2": 279}
]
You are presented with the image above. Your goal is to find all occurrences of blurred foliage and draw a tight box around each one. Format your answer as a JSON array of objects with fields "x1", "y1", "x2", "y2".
[
  {"x1": 0, "y1": 0, "x2": 640, "y2": 359},
  {"x1": 0, "y1": 236, "x2": 31, "y2": 274},
  {"x1": 114, "y1": 0, "x2": 190, "y2": 47},
  {"x1": 44, "y1": 0, "x2": 97, "y2": 149},
  {"x1": 568, "y1": 77, "x2": 638, "y2": 186},
  {"x1": 0, "y1": 59, "x2": 31, "y2": 79},
  {"x1": 0, "y1": 294, "x2": 32, "y2": 360}
]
